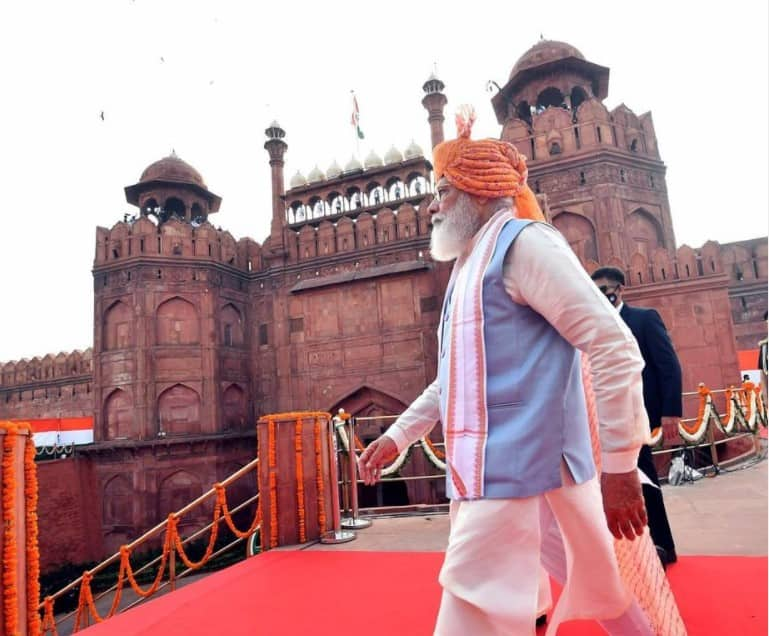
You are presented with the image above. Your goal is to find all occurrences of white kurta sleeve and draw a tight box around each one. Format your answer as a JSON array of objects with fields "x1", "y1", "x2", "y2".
[
  {"x1": 503, "y1": 223, "x2": 648, "y2": 473},
  {"x1": 383, "y1": 379, "x2": 441, "y2": 452}
]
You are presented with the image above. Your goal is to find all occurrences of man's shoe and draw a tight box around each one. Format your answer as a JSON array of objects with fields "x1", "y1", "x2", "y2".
[{"x1": 536, "y1": 614, "x2": 547, "y2": 627}]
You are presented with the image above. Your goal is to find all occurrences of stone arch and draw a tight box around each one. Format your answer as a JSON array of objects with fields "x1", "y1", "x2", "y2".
[
  {"x1": 157, "y1": 384, "x2": 201, "y2": 435},
  {"x1": 367, "y1": 182, "x2": 386, "y2": 206},
  {"x1": 329, "y1": 192, "x2": 345, "y2": 215},
  {"x1": 629, "y1": 252, "x2": 650, "y2": 285},
  {"x1": 162, "y1": 196, "x2": 186, "y2": 222},
  {"x1": 156, "y1": 296, "x2": 200, "y2": 345},
  {"x1": 536, "y1": 86, "x2": 566, "y2": 112},
  {"x1": 104, "y1": 300, "x2": 132, "y2": 350},
  {"x1": 103, "y1": 388, "x2": 133, "y2": 440},
  {"x1": 222, "y1": 383, "x2": 246, "y2": 431},
  {"x1": 375, "y1": 209, "x2": 396, "y2": 243},
  {"x1": 158, "y1": 470, "x2": 206, "y2": 522},
  {"x1": 356, "y1": 212, "x2": 375, "y2": 248},
  {"x1": 347, "y1": 186, "x2": 363, "y2": 210},
  {"x1": 625, "y1": 209, "x2": 664, "y2": 262},
  {"x1": 407, "y1": 174, "x2": 428, "y2": 196},
  {"x1": 221, "y1": 303, "x2": 244, "y2": 346},
  {"x1": 552, "y1": 211, "x2": 598, "y2": 263},
  {"x1": 676, "y1": 245, "x2": 698, "y2": 279},
  {"x1": 103, "y1": 474, "x2": 133, "y2": 527},
  {"x1": 651, "y1": 247, "x2": 672, "y2": 282},
  {"x1": 700, "y1": 241, "x2": 723, "y2": 274},
  {"x1": 396, "y1": 204, "x2": 417, "y2": 239}
]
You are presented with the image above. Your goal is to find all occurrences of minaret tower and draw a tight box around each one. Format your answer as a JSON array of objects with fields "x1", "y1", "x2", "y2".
[
  {"x1": 421, "y1": 73, "x2": 448, "y2": 149},
  {"x1": 264, "y1": 121, "x2": 288, "y2": 260}
]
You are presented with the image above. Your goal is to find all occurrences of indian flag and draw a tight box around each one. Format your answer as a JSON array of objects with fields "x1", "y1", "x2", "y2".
[
  {"x1": 351, "y1": 92, "x2": 364, "y2": 140},
  {"x1": 23, "y1": 417, "x2": 94, "y2": 447}
]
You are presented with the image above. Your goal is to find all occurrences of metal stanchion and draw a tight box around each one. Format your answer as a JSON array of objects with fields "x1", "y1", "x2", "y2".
[
  {"x1": 341, "y1": 415, "x2": 372, "y2": 530},
  {"x1": 320, "y1": 413, "x2": 356, "y2": 544}
]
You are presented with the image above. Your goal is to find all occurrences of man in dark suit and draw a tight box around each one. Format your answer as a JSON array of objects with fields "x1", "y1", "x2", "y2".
[{"x1": 591, "y1": 266, "x2": 681, "y2": 568}]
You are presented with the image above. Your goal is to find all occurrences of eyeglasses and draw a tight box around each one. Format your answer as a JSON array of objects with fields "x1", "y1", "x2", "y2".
[
  {"x1": 597, "y1": 284, "x2": 620, "y2": 294},
  {"x1": 433, "y1": 187, "x2": 451, "y2": 203}
]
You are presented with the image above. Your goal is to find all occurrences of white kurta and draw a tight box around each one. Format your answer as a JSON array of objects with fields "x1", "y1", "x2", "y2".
[{"x1": 383, "y1": 222, "x2": 652, "y2": 634}]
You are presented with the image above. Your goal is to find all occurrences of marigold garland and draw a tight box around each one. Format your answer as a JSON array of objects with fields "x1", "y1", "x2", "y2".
[
  {"x1": 170, "y1": 507, "x2": 221, "y2": 571},
  {"x1": 214, "y1": 484, "x2": 261, "y2": 539},
  {"x1": 314, "y1": 417, "x2": 327, "y2": 536},
  {"x1": 294, "y1": 419, "x2": 307, "y2": 543},
  {"x1": 2, "y1": 423, "x2": 19, "y2": 636},
  {"x1": 24, "y1": 433, "x2": 41, "y2": 636},
  {"x1": 679, "y1": 383, "x2": 711, "y2": 443},
  {"x1": 42, "y1": 596, "x2": 57, "y2": 635},
  {"x1": 268, "y1": 419, "x2": 278, "y2": 549}
]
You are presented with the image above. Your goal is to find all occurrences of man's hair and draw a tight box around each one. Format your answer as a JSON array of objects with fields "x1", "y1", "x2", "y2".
[{"x1": 590, "y1": 267, "x2": 625, "y2": 285}]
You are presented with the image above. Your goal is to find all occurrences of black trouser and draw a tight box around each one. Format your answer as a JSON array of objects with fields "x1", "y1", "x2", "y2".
[{"x1": 637, "y1": 444, "x2": 676, "y2": 553}]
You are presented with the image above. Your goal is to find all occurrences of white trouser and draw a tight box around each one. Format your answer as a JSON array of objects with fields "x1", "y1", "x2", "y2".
[{"x1": 434, "y1": 473, "x2": 631, "y2": 636}]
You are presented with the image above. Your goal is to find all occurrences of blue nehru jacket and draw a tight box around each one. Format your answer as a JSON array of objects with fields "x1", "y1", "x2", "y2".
[{"x1": 437, "y1": 219, "x2": 596, "y2": 500}]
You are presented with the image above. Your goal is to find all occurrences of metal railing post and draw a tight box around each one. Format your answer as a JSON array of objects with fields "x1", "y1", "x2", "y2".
[
  {"x1": 341, "y1": 416, "x2": 372, "y2": 530},
  {"x1": 320, "y1": 413, "x2": 356, "y2": 544}
]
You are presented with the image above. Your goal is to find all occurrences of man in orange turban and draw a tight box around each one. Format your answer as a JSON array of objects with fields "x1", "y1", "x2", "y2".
[{"x1": 360, "y1": 107, "x2": 685, "y2": 635}]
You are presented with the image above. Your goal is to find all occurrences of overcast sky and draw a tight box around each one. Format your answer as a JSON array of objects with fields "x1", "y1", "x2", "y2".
[{"x1": 0, "y1": 0, "x2": 767, "y2": 363}]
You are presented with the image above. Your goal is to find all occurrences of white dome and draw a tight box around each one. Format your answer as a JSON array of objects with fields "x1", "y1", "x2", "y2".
[
  {"x1": 404, "y1": 139, "x2": 424, "y2": 159},
  {"x1": 364, "y1": 149, "x2": 383, "y2": 168},
  {"x1": 344, "y1": 155, "x2": 363, "y2": 172},
  {"x1": 384, "y1": 145, "x2": 404, "y2": 164},
  {"x1": 326, "y1": 159, "x2": 342, "y2": 179},
  {"x1": 289, "y1": 170, "x2": 307, "y2": 188},
  {"x1": 307, "y1": 165, "x2": 325, "y2": 183}
]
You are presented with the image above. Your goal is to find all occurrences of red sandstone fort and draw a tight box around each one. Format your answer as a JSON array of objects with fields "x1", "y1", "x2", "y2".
[{"x1": 0, "y1": 40, "x2": 765, "y2": 574}]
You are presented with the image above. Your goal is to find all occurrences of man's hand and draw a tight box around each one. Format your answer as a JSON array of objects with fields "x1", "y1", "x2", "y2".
[
  {"x1": 357, "y1": 436, "x2": 398, "y2": 485},
  {"x1": 600, "y1": 470, "x2": 648, "y2": 541}
]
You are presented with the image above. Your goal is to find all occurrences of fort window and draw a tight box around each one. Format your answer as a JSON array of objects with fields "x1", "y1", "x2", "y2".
[
  {"x1": 620, "y1": 169, "x2": 627, "y2": 183},
  {"x1": 157, "y1": 269, "x2": 162, "y2": 279},
  {"x1": 112, "y1": 248, "x2": 120, "y2": 259},
  {"x1": 516, "y1": 101, "x2": 532, "y2": 126},
  {"x1": 596, "y1": 126, "x2": 603, "y2": 143},
  {"x1": 224, "y1": 324, "x2": 233, "y2": 346},
  {"x1": 535, "y1": 180, "x2": 541, "y2": 194},
  {"x1": 127, "y1": 271, "x2": 131, "y2": 281},
  {"x1": 208, "y1": 244, "x2": 213, "y2": 256},
  {"x1": 579, "y1": 172, "x2": 586, "y2": 185},
  {"x1": 536, "y1": 87, "x2": 566, "y2": 111},
  {"x1": 529, "y1": 138, "x2": 536, "y2": 160},
  {"x1": 549, "y1": 141, "x2": 562, "y2": 156},
  {"x1": 630, "y1": 139, "x2": 638, "y2": 152},
  {"x1": 649, "y1": 174, "x2": 655, "y2": 188},
  {"x1": 289, "y1": 317, "x2": 304, "y2": 333},
  {"x1": 574, "y1": 126, "x2": 581, "y2": 149},
  {"x1": 140, "y1": 238, "x2": 145, "y2": 253},
  {"x1": 637, "y1": 271, "x2": 643, "y2": 284},
  {"x1": 163, "y1": 197, "x2": 186, "y2": 221},
  {"x1": 570, "y1": 87, "x2": 588, "y2": 114},
  {"x1": 259, "y1": 324, "x2": 269, "y2": 346},
  {"x1": 661, "y1": 267, "x2": 666, "y2": 280}
]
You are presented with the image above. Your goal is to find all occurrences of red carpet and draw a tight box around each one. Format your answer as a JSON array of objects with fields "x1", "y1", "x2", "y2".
[{"x1": 82, "y1": 551, "x2": 767, "y2": 635}]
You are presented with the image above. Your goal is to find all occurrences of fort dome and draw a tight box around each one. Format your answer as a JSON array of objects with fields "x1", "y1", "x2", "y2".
[
  {"x1": 140, "y1": 153, "x2": 206, "y2": 188},
  {"x1": 510, "y1": 40, "x2": 585, "y2": 79}
]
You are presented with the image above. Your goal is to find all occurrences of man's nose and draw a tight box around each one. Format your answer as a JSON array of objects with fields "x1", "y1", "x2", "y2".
[{"x1": 428, "y1": 198, "x2": 439, "y2": 214}]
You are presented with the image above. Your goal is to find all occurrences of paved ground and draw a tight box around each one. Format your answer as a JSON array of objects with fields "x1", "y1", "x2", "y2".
[{"x1": 306, "y1": 454, "x2": 768, "y2": 556}]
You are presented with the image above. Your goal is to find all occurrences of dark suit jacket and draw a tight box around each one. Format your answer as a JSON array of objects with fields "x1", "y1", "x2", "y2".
[{"x1": 619, "y1": 304, "x2": 683, "y2": 428}]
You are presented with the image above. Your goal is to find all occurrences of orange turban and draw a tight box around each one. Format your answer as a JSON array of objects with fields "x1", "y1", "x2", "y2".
[{"x1": 432, "y1": 105, "x2": 545, "y2": 222}]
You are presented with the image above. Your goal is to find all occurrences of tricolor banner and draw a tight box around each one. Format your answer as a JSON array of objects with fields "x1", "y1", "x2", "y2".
[
  {"x1": 351, "y1": 92, "x2": 364, "y2": 140},
  {"x1": 19, "y1": 417, "x2": 94, "y2": 447}
]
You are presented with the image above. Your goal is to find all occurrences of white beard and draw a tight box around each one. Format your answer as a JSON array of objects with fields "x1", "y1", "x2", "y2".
[{"x1": 429, "y1": 194, "x2": 483, "y2": 262}]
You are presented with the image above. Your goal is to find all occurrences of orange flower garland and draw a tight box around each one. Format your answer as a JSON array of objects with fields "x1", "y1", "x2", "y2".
[
  {"x1": 1, "y1": 423, "x2": 19, "y2": 636},
  {"x1": 42, "y1": 596, "x2": 57, "y2": 635},
  {"x1": 214, "y1": 484, "x2": 261, "y2": 539},
  {"x1": 314, "y1": 417, "x2": 327, "y2": 536},
  {"x1": 268, "y1": 419, "x2": 278, "y2": 549},
  {"x1": 294, "y1": 419, "x2": 307, "y2": 543},
  {"x1": 423, "y1": 436, "x2": 446, "y2": 460},
  {"x1": 24, "y1": 433, "x2": 41, "y2": 636}
]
